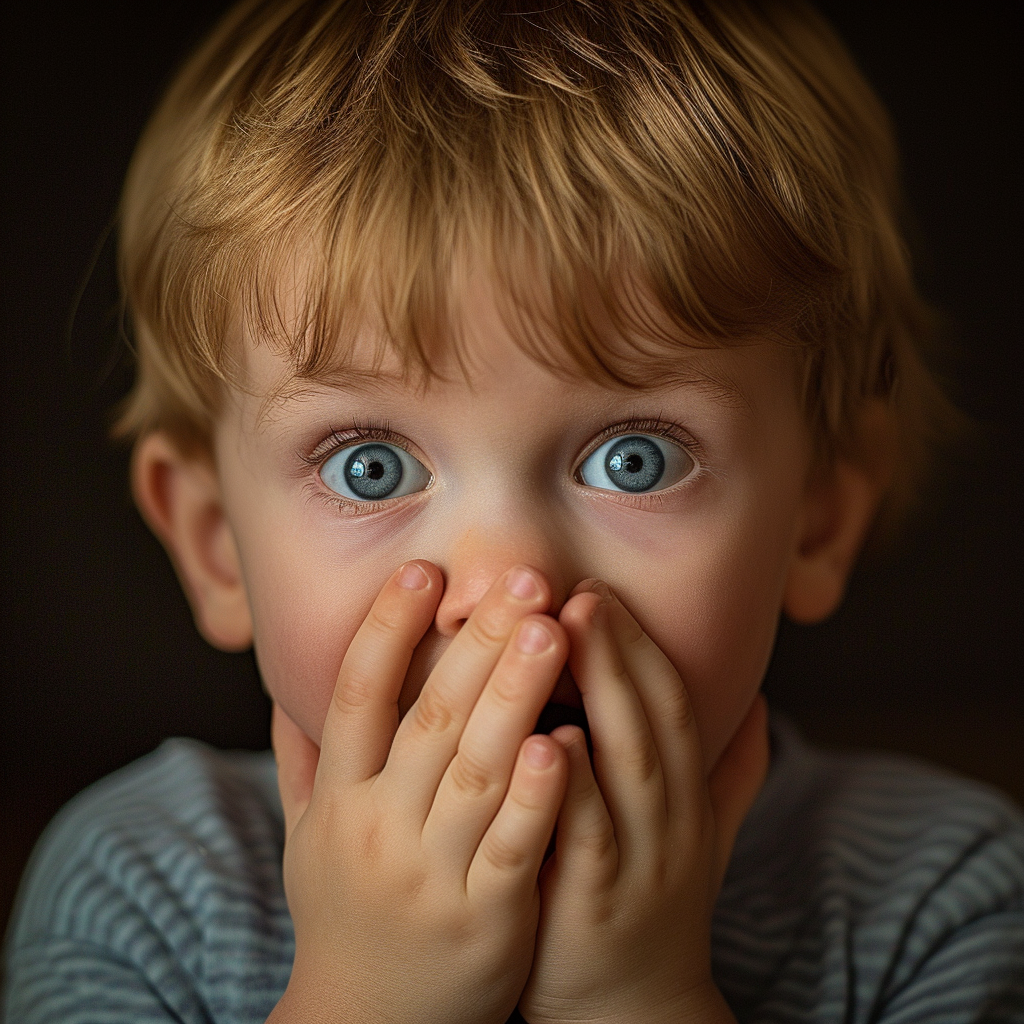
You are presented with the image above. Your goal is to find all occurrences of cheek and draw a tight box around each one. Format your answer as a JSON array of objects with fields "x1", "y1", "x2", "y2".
[
  {"x1": 241, "y1": 539, "x2": 388, "y2": 746},
  {"x1": 666, "y1": 543, "x2": 783, "y2": 765},
  {"x1": 604, "y1": 502, "x2": 798, "y2": 769}
]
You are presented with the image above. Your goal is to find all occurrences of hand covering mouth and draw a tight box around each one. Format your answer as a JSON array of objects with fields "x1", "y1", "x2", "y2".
[
  {"x1": 533, "y1": 700, "x2": 590, "y2": 738},
  {"x1": 535, "y1": 674, "x2": 591, "y2": 864},
  {"x1": 532, "y1": 667, "x2": 591, "y2": 753}
]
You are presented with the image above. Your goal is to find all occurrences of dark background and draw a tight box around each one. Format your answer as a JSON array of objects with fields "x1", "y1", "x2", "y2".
[{"x1": 2, "y1": 2, "x2": 1021, "y2": 940}]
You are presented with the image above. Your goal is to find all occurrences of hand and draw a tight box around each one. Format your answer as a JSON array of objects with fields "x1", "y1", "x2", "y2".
[
  {"x1": 518, "y1": 582, "x2": 770, "y2": 1024},
  {"x1": 267, "y1": 561, "x2": 572, "y2": 1024}
]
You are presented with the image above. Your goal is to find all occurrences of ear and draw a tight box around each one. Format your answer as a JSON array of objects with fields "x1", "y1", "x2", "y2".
[
  {"x1": 784, "y1": 401, "x2": 896, "y2": 624},
  {"x1": 131, "y1": 431, "x2": 253, "y2": 651}
]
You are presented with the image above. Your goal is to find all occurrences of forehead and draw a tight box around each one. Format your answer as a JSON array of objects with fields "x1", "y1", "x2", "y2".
[{"x1": 234, "y1": 264, "x2": 767, "y2": 417}]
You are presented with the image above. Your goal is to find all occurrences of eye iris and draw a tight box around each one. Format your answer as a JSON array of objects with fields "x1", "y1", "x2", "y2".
[
  {"x1": 344, "y1": 444, "x2": 402, "y2": 498},
  {"x1": 604, "y1": 435, "x2": 664, "y2": 492}
]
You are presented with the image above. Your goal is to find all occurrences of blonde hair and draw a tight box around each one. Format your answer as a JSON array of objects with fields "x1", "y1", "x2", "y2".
[{"x1": 117, "y1": 0, "x2": 953, "y2": 521}]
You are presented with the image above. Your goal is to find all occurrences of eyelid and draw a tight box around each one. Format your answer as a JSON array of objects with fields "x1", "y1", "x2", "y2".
[
  {"x1": 301, "y1": 415, "x2": 701, "y2": 516},
  {"x1": 304, "y1": 420, "x2": 415, "y2": 464},
  {"x1": 304, "y1": 421, "x2": 433, "y2": 509},
  {"x1": 574, "y1": 416, "x2": 703, "y2": 477}
]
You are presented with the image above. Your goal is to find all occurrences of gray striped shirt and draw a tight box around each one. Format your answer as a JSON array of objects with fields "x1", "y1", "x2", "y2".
[{"x1": 5, "y1": 719, "x2": 1023, "y2": 1022}]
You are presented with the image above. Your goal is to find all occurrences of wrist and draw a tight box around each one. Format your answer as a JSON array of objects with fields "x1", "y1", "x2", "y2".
[
  {"x1": 266, "y1": 973, "x2": 367, "y2": 1024},
  {"x1": 648, "y1": 980, "x2": 738, "y2": 1024},
  {"x1": 524, "y1": 980, "x2": 736, "y2": 1024}
]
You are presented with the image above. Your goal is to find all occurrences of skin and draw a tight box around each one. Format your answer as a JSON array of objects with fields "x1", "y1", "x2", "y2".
[
  {"x1": 216, "y1": 280, "x2": 812, "y2": 770},
  {"x1": 134, "y1": 271, "x2": 886, "y2": 1021}
]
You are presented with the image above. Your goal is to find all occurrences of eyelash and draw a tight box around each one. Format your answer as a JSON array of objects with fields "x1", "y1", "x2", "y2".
[
  {"x1": 578, "y1": 416, "x2": 704, "y2": 512},
  {"x1": 304, "y1": 419, "x2": 402, "y2": 464},
  {"x1": 303, "y1": 414, "x2": 703, "y2": 516},
  {"x1": 301, "y1": 419, "x2": 415, "y2": 517}
]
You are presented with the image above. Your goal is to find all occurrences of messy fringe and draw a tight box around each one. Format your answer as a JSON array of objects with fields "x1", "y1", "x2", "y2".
[{"x1": 116, "y1": 0, "x2": 959, "y2": 531}]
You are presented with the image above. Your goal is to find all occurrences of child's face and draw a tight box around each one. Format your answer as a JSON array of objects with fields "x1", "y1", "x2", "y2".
[{"x1": 212, "y1": 274, "x2": 814, "y2": 770}]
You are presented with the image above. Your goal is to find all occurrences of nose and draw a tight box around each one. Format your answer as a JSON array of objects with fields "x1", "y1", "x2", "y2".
[{"x1": 430, "y1": 522, "x2": 578, "y2": 638}]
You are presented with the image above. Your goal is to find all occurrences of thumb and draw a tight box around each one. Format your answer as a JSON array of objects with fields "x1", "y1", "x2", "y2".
[
  {"x1": 272, "y1": 703, "x2": 320, "y2": 841},
  {"x1": 707, "y1": 693, "x2": 769, "y2": 888}
]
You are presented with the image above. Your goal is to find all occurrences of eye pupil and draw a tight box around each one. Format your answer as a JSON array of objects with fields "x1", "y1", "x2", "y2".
[
  {"x1": 603, "y1": 435, "x2": 665, "y2": 493},
  {"x1": 343, "y1": 444, "x2": 403, "y2": 498},
  {"x1": 321, "y1": 437, "x2": 432, "y2": 504}
]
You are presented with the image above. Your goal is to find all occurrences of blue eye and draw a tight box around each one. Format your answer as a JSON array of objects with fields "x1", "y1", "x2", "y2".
[
  {"x1": 321, "y1": 442, "x2": 431, "y2": 501},
  {"x1": 577, "y1": 434, "x2": 694, "y2": 494}
]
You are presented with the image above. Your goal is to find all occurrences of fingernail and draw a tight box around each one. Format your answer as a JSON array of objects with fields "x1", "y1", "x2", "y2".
[
  {"x1": 517, "y1": 620, "x2": 553, "y2": 654},
  {"x1": 397, "y1": 562, "x2": 429, "y2": 590},
  {"x1": 524, "y1": 738, "x2": 556, "y2": 769},
  {"x1": 590, "y1": 580, "x2": 612, "y2": 602},
  {"x1": 507, "y1": 567, "x2": 540, "y2": 600}
]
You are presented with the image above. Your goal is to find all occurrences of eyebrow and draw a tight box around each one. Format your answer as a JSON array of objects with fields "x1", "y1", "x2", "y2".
[
  {"x1": 637, "y1": 366, "x2": 749, "y2": 408},
  {"x1": 260, "y1": 354, "x2": 749, "y2": 422},
  {"x1": 264, "y1": 367, "x2": 427, "y2": 408}
]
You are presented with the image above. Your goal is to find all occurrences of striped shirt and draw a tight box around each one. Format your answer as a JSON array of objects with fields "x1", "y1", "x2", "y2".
[{"x1": 4, "y1": 719, "x2": 1023, "y2": 1022}]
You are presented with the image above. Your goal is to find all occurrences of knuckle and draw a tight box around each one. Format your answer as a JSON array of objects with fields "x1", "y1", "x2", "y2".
[
  {"x1": 507, "y1": 778, "x2": 546, "y2": 816},
  {"x1": 409, "y1": 684, "x2": 456, "y2": 737},
  {"x1": 465, "y1": 607, "x2": 510, "y2": 650},
  {"x1": 449, "y1": 750, "x2": 498, "y2": 801},
  {"x1": 355, "y1": 818, "x2": 386, "y2": 862},
  {"x1": 307, "y1": 790, "x2": 348, "y2": 845},
  {"x1": 365, "y1": 602, "x2": 401, "y2": 636},
  {"x1": 575, "y1": 822, "x2": 617, "y2": 864},
  {"x1": 486, "y1": 671, "x2": 524, "y2": 713},
  {"x1": 333, "y1": 669, "x2": 377, "y2": 715},
  {"x1": 482, "y1": 832, "x2": 530, "y2": 873},
  {"x1": 393, "y1": 861, "x2": 430, "y2": 902},
  {"x1": 620, "y1": 738, "x2": 661, "y2": 786},
  {"x1": 365, "y1": 604, "x2": 413, "y2": 651},
  {"x1": 662, "y1": 685, "x2": 694, "y2": 732}
]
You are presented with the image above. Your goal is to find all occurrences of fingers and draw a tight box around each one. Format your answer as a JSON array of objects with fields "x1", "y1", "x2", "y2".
[
  {"x1": 272, "y1": 703, "x2": 320, "y2": 841},
  {"x1": 558, "y1": 589, "x2": 669, "y2": 863},
  {"x1": 545, "y1": 724, "x2": 617, "y2": 890},
  {"x1": 423, "y1": 614, "x2": 567, "y2": 865},
  {"x1": 468, "y1": 734, "x2": 568, "y2": 904},
  {"x1": 318, "y1": 560, "x2": 442, "y2": 785},
  {"x1": 707, "y1": 693, "x2": 769, "y2": 887},
  {"x1": 384, "y1": 566, "x2": 552, "y2": 818},
  {"x1": 564, "y1": 581, "x2": 708, "y2": 807},
  {"x1": 596, "y1": 585, "x2": 706, "y2": 812}
]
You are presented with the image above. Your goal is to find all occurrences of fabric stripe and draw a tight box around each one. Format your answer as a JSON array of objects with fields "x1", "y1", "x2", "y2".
[{"x1": 4, "y1": 723, "x2": 1022, "y2": 1023}]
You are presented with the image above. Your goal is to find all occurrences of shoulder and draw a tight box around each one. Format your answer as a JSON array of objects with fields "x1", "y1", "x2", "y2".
[
  {"x1": 715, "y1": 717, "x2": 1024, "y2": 1023},
  {"x1": 4, "y1": 739, "x2": 293, "y2": 1024},
  {"x1": 739, "y1": 717, "x2": 1024, "y2": 885},
  {"x1": 8, "y1": 738, "x2": 287, "y2": 943}
]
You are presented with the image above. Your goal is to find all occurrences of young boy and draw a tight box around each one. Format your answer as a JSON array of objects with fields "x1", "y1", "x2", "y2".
[{"x1": 5, "y1": 0, "x2": 1022, "y2": 1021}]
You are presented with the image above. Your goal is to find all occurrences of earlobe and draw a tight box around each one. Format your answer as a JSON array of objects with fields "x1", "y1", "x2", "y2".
[
  {"x1": 783, "y1": 401, "x2": 896, "y2": 625},
  {"x1": 131, "y1": 432, "x2": 253, "y2": 652}
]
